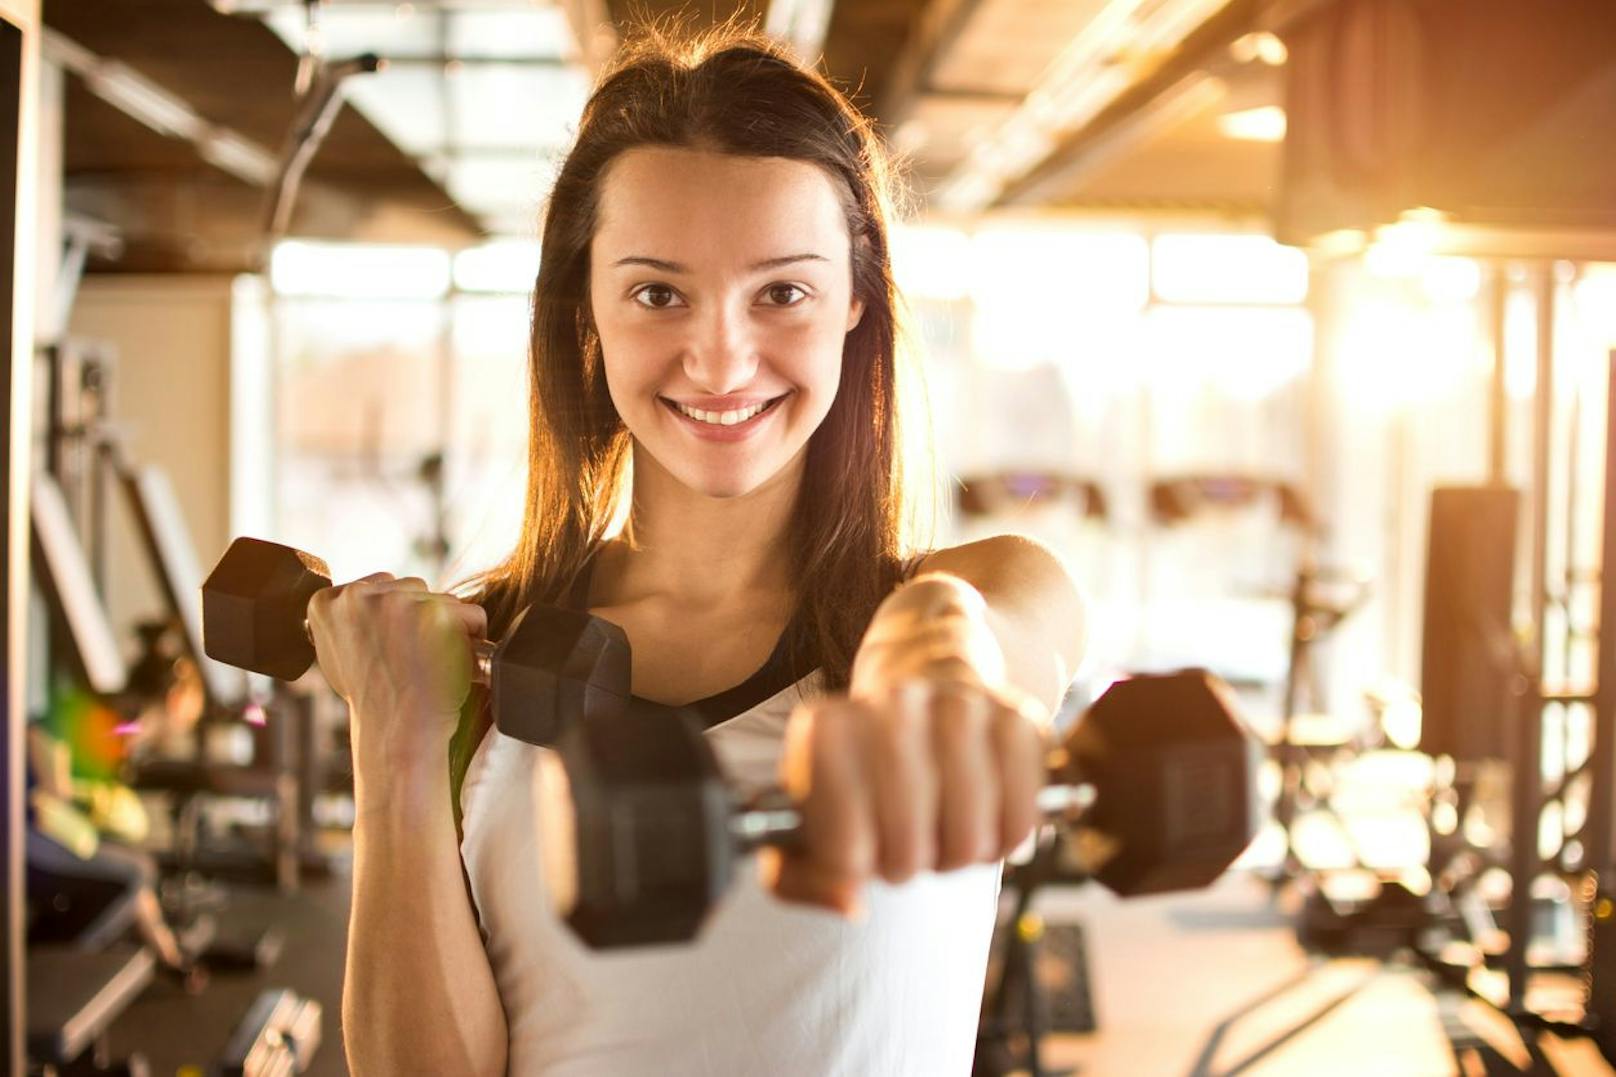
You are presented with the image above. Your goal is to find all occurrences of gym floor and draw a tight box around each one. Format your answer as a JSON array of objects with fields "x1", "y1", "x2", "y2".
[{"x1": 98, "y1": 859, "x2": 1616, "y2": 1076}]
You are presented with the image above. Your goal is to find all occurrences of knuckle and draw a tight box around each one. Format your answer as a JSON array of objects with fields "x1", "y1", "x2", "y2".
[
  {"x1": 831, "y1": 822, "x2": 875, "y2": 879},
  {"x1": 936, "y1": 839, "x2": 971, "y2": 871},
  {"x1": 1001, "y1": 812, "x2": 1036, "y2": 855},
  {"x1": 933, "y1": 695, "x2": 987, "y2": 742},
  {"x1": 875, "y1": 707, "x2": 921, "y2": 754},
  {"x1": 881, "y1": 847, "x2": 921, "y2": 884}
]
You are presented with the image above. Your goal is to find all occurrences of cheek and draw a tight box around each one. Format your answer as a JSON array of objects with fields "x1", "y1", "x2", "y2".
[
  {"x1": 595, "y1": 324, "x2": 663, "y2": 401},
  {"x1": 776, "y1": 317, "x2": 848, "y2": 384}
]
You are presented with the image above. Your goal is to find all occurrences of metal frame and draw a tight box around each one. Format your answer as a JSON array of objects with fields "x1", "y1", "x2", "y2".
[
  {"x1": 1589, "y1": 351, "x2": 1616, "y2": 877},
  {"x1": 2, "y1": 1, "x2": 39, "y2": 1069},
  {"x1": 1491, "y1": 273, "x2": 1609, "y2": 1015}
]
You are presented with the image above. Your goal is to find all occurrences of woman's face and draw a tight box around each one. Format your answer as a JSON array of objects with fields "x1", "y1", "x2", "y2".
[{"x1": 588, "y1": 146, "x2": 865, "y2": 501}]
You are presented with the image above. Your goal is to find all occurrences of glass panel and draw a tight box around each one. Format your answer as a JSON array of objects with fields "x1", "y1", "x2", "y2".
[
  {"x1": 891, "y1": 225, "x2": 971, "y2": 301},
  {"x1": 448, "y1": 9, "x2": 575, "y2": 60},
  {"x1": 971, "y1": 228, "x2": 1148, "y2": 369},
  {"x1": 264, "y1": 8, "x2": 442, "y2": 59},
  {"x1": 443, "y1": 295, "x2": 533, "y2": 582},
  {"x1": 344, "y1": 66, "x2": 448, "y2": 157},
  {"x1": 453, "y1": 239, "x2": 541, "y2": 294},
  {"x1": 447, "y1": 63, "x2": 589, "y2": 149},
  {"x1": 446, "y1": 155, "x2": 557, "y2": 217},
  {"x1": 273, "y1": 298, "x2": 449, "y2": 583},
  {"x1": 1151, "y1": 233, "x2": 1309, "y2": 304},
  {"x1": 270, "y1": 241, "x2": 451, "y2": 300}
]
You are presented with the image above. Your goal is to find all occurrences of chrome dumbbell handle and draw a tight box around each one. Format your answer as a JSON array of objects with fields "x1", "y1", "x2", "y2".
[{"x1": 728, "y1": 772, "x2": 1099, "y2": 855}]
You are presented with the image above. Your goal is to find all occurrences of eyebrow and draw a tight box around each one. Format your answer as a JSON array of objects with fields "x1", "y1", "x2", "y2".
[{"x1": 611, "y1": 253, "x2": 830, "y2": 273}]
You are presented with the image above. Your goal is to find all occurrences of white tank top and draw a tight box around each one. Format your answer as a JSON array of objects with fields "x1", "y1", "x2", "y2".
[{"x1": 457, "y1": 669, "x2": 1003, "y2": 1076}]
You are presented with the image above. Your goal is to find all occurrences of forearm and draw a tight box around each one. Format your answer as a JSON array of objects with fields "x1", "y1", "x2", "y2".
[{"x1": 343, "y1": 730, "x2": 507, "y2": 1076}]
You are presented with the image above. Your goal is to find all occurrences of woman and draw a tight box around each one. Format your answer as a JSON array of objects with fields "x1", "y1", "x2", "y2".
[{"x1": 316, "y1": 23, "x2": 1083, "y2": 1076}]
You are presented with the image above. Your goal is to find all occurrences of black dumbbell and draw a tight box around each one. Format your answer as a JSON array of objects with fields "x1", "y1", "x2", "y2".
[
  {"x1": 537, "y1": 670, "x2": 1260, "y2": 949},
  {"x1": 200, "y1": 536, "x2": 627, "y2": 745}
]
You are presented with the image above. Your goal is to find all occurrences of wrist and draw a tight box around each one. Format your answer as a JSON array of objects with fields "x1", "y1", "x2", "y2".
[
  {"x1": 349, "y1": 706, "x2": 458, "y2": 819},
  {"x1": 852, "y1": 576, "x2": 1006, "y2": 697},
  {"x1": 353, "y1": 756, "x2": 452, "y2": 828}
]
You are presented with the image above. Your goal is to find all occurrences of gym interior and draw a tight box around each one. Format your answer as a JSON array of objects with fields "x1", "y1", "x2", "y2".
[{"x1": 3, "y1": 1, "x2": 1615, "y2": 1074}]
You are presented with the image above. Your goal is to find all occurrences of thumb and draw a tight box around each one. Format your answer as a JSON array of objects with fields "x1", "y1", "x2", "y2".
[{"x1": 758, "y1": 848, "x2": 866, "y2": 921}]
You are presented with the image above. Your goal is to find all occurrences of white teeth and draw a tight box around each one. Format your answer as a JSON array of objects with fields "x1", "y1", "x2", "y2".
[{"x1": 675, "y1": 399, "x2": 771, "y2": 426}]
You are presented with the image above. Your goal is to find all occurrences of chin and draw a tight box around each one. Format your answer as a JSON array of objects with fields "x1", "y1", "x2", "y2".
[{"x1": 684, "y1": 471, "x2": 768, "y2": 501}]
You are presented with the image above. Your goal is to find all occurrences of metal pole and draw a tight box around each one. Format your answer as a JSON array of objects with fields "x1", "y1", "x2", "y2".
[
  {"x1": 1489, "y1": 262, "x2": 1510, "y2": 484},
  {"x1": 2, "y1": 10, "x2": 37, "y2": 1071},
  {"x1": 1588, "y1": 349, "x2": 1616, "y2": 877},
  {"x1": 1507, "y1": 264, "x2": 1556, "y2": 1008}
]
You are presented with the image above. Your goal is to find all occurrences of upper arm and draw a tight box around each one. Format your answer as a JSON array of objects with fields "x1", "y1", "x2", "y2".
[{"x1": 913, "y1": 535, "x2": 1085, "y2": 717}]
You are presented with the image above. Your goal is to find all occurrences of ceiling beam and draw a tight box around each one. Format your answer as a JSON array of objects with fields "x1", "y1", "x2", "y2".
[
  {"x1": 42, "y1": 27, "x2": 278, "y2": 187},
  {"x1": 993, "y1": 0, "x2": 1330, "y2": 207},
  {"x1": 559, "y1": 0, "x2": 615, "y2": 77},
  {"x1": 877, "y1": 0, "x2": 989, "y2": 127}
]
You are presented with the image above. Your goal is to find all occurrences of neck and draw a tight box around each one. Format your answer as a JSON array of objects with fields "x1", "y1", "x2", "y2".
[{"x1": 594, "y1": 445, "x2": 802, "y2": 612}]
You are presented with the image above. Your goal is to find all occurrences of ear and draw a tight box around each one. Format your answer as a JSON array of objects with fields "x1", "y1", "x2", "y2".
[{"x1": 846, "y1": 294, "x2": 866, "y2": 334}]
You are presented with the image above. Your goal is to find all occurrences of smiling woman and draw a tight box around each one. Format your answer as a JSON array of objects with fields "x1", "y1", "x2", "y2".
[
  {"x1": 592, "y1": 148, "x2": 866, "y2": 501},
  {"x1": 468, "y1": 32, "x2": 919, "y2": 690},
  {"x1": 333, "y1": 20, "x2": 1083, "y2": 1077}
]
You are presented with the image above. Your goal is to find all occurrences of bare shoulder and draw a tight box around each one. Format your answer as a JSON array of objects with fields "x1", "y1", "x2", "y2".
[
  {"x1": 913, "y1": 534, "x2": 1075, "y2": 602},
  {"x1": 912, "y1": 534, "x2": 1085, "y2": 709}
]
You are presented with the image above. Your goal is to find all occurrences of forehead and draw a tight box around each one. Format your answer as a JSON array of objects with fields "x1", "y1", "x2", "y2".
[{"x1": 592, "y1": 147, "x2": 851, "y2": 263}]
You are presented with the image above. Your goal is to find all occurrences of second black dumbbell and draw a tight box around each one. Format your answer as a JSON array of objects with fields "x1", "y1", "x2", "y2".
[
  {"x1": 537, "y1": 670, "x2": 1260, "y2": 950},
  {"x1": 200, "y1": 536, "x2": 628, "y2": 744}
]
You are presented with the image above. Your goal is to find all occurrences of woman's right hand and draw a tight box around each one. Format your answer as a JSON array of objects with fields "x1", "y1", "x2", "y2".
[{"x1": 305, "y1": 573, "x2": 489, "y2": 772}]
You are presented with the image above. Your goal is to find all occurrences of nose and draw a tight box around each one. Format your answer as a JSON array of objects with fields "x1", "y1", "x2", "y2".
[{"x1": 681, "y1": 299, "x2": 759, "y2": 395}]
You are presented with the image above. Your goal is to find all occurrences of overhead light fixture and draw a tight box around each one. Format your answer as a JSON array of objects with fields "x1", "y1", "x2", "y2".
[
  {"x1": 1217, "y1": 105, "x2": 1286, "y2": 142},
  {"x1": 1228, "y1": 32, "x2": 1287, "y2": 66}
]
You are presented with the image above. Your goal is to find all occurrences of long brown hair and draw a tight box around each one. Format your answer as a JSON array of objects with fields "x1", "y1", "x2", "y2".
[{"x1": 464, "y1": 23, "x2": 927, "y2": 692}]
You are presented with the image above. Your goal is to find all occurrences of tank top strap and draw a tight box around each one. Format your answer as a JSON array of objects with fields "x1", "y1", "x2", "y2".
[{"x1": 565, "y1": 550, "x2": 819, "y2": 730}]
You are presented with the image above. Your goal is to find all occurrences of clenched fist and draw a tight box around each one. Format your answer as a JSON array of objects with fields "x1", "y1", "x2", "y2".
[
  {"x1": 305, "y1": 573, "x2": 488, "y2": 772},
  {"x1": 759, "y1": 676, "x2": 1048, "y2": 916}
]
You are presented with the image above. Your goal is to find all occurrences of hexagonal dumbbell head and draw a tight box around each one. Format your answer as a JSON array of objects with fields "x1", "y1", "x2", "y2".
[
  {"x1": 1058, "y1": 670, "x2": 1258, "y2": 896},
  {"x1": 541, "y1": 700, "x2": 737, "y2": 949},
  {"x1": 202, "y1": 538, "x2": 332, "y2": 682},
  {"x1": 491, "y1": 605, "x2": 634, "y2": 746}
]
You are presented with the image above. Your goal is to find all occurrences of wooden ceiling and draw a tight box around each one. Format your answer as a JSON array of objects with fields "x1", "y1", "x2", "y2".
[
  {"x1": 48, "y1": 0, "x2": 1289, "y2": 273},
  {"x1": 46, "y1": 0, "x2": 487, "y2": 271}
]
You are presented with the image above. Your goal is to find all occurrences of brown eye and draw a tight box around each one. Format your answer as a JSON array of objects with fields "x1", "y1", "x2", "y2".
[
  {"x1": 765, "y1": 283, "x2": 807, "y2": 306},
  {"x1": 634, "y1": 284, "x2": 680, "y2": 309}
]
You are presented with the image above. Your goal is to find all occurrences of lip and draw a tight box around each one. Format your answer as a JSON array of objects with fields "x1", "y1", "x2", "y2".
[{"x1": 660, "y1": 393, "x2": 789, "y2": 442}]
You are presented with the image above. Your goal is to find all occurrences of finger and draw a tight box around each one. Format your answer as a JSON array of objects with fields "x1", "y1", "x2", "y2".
[
  {"x1": 450, "y1": 599, "x2": 490, "y2": 643},
  {"x1": 338, "y1": 570, "x2": 396, "y2": 593},
  {"x1": 398, "y1": 590, "x2": 488, "y2": 642},
  {"x1": 319, "y1": 572, "x2": 395, "y2": 612},
  {"x1": 990, "y1": 700, "x2": 1044, "y2": 858},
  {"x1": 427, "y1": 596, "x2": 491, "y2": 656},
  {"x1": 863, "y1": 686, "x2": 937, "y2": 884},
  {"x1": 931, "y1": 685, "x2": 997, "y2": 870},
  {"x1": 768, "y1": 703, "x2": 874, "y2": 916}
]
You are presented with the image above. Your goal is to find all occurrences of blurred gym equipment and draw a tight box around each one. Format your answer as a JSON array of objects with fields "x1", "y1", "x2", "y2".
[{"x1": 1146, "y1": 474, "x2": 1374, "y2": 880}]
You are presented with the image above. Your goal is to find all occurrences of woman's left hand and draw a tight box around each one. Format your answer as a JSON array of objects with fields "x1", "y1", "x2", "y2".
[{"x1": 758, "y1": 676, "x2": 1049, "y2": 917}]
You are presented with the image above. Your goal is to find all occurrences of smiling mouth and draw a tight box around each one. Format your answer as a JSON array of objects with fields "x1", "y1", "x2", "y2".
[{"x1": 659, "y1": 393, "x2": 790, "y2": 427}]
